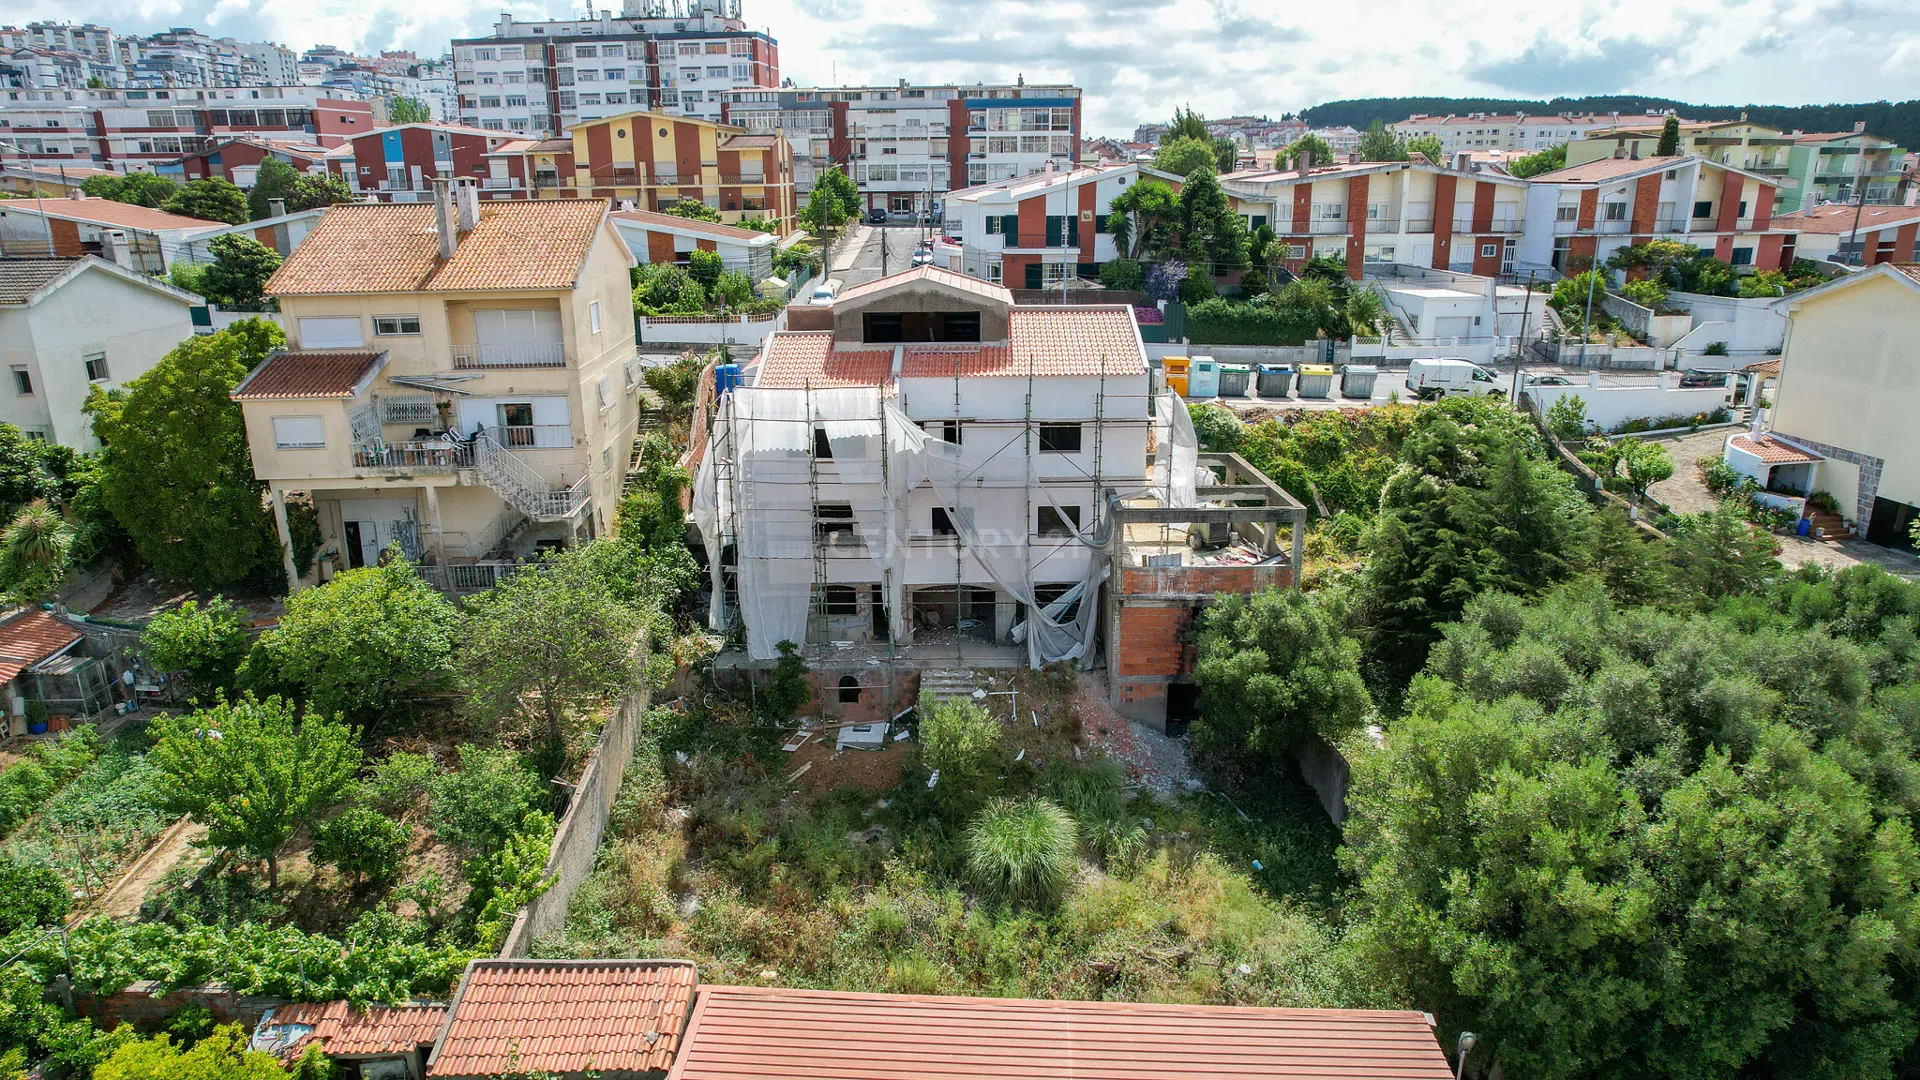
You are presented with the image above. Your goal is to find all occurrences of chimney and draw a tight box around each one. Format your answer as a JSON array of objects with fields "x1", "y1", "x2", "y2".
[
  {"x1": 1854, "y1": 121, "x2": 1866, "y2": 133},
  {"x1": 1346, "y1": 151, "x2": 1360, "y2": 165},
  {"x1": 455, "y1": 177, "x2": 479, "y2": 232},
  {"x1": 268, "y1": 197, "x2": 286, "y2": 217},
  {"x1": 433, "y1": 176, "x2": 456, "y2": 259},
  {"x1": 1452, "y1": 150, "x2": 1472, "y2": 172}
]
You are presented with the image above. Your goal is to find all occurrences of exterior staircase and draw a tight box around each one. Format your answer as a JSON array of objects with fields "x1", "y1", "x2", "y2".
[
  {"x1": 1807, "y1": 509, "x2": 1851, "y2": 540},
  {"x1": 918, "y1": 669, "x2": 986, "y2": 704},
  {"x1": 473, "y1": 434, "x2": 590, "y2": 522}
]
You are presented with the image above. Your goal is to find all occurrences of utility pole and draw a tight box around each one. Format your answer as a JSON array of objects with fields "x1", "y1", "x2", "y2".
[
  {"x1": 1510, "y1": 268, "x2": 1536, "y2": 405},
  {"x1": 1844, "y1": 147, "x2": 1869, "y2": 265}
]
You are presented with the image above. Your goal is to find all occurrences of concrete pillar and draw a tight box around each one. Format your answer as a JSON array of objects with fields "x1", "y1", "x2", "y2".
[
  {"x1": 270, "y1": 487, "x2": 300, "y2": 594},
  {"x1": 424, "y1": 484, "x2": 447, "y2": 567},
  {"x1": 994, "y1": 593, "x2": 1018, "y2": 644}
]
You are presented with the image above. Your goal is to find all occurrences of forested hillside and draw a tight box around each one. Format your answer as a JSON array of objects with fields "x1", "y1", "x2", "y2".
[{"x1": 1303, "y1": 96, "x2": 1920, "y2": 148}]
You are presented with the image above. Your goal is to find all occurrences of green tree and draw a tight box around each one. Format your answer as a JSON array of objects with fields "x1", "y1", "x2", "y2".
[
  {"x1": 686, "y1": 247, "x2": 723, "y2": 290},
  {"x1": 1405, "y1": 134, "x2": 1446, "y2": 165},
  {"x1": 664, "y1": 200, "x2": 722, "y2": 223},
  {"x1": 1285, "y1": 133, "x2": 1335, "y2": 168},
  {"x1": 1655, "y1": 114, "x2": 1681, "y2": 156},
  {"x1": 1545, "y1": 394, "x2": 1588, "y2": 441},
  {"x1": 0, "y1": 499, "x2": 73, "y2": 603},
  {"x1": 246, "y1": 157, "x2": 300, "y2": 221},
  {"x1": 1355, "y1": 119, "x2": 1407, "y2": 161},
  {"x1": 95, "y1": 1024, "x2": 290, "y2": 1080},
  {"x1": 150, "y1": 696, "x2": 361, "y2": 887},
  {"x1": 1152, "y1": 136, "x2": 1220, "y2": 178},
  {"x1": 201, "y1": 233, "x2": 282, "y2": 308},
  {"x1": 165, "y1": 178, "x2": 249, "y2": 224},
  {"x1": 427, "y1": 745, "x2": 545, "y2": 858},
  {"x1": 0, "y1": 423, "x2": 75, "y2": 525},
  {"x1": 243, "y1": 558, "x2": 459, "y2": 725},
  {"x1": 632, "y1": 263, "x2": 706, "y2": 315},
  {"x1": 1617, "y1": 437, "x2": 1674, "y2": 497},
  {"x1": 458, "y1": 543, "x2": 643, "y2": 758},
  {"x1": 286, "y1": 172, "x2": 355, "y2": 213},
  {"x1": 1669, "y1": 502, "x2": 1778, "y2": 607},
  {"x1": 1174, "y1": 165, "x2": 1248, "y2": 272},
  {"x1": 81, "y1": 171, "x2": 179, "y2": 208},
  {"x1": 142, "y1": 596, "x2": 251, "y2": 700},
  {"x1": 314, "y1": 805, "x2": 409, "y2": 887},
  {"x1": 711, "y1": 269, "x2": 753, "y2": 309},
  {"x1": 387, "y1": 96, "x2": 433, "y2": 124},
  {"x1": 1345, "y1": 284, "x2": 1386, "y2": 339},
  {"x1": 84, "y1": 320, "x2": 284, "y2": 589},
  {"x1": 1192, "y1": 587, "x2": 1371, "y2": 761},
  {"x1": 1737, "y1": 269, "x2": 1789, "y2": 298},
  {"x1": 1164, "y1": 106, "x2": 1209, "y2": 144},
  {"x1": 1107, "y1": 178, "x2": 1179, "y2": 260},
  {"x1": 1507, "y1": 142, "x2": 1567, "y2": 179},
  {"x1": 798, "y1": 165, "x2": 857, "y2": 233},
  {"x1": 1097, "y1": 258, "x2": 1144, "y2": 291},
  {"x1": 1620, "y1": 276, "x2": 1668, "y2": 309}
]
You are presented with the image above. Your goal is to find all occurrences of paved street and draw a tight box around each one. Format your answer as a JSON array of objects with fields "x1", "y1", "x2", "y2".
[{"x1": 835, "y1": 224, "x2": 935, "y2": 288}]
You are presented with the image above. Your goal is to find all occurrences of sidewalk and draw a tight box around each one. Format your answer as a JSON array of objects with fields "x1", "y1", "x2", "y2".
[{"x1": 828, "y1": 224, "x2": 873, "y2": 275}]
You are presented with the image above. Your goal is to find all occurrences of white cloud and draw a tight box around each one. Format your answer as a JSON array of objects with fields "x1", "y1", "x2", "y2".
[{"x1": 14, "y1": 0, "x2": 1919, "y2": 134}]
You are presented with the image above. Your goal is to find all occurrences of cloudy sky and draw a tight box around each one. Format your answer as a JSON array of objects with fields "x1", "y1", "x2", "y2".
[{"x1": 15, "y1": 0, "x2": 1920, "y2": 135}]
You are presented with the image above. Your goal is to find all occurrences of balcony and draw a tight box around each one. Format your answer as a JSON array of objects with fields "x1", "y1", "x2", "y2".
[
  {"x1": 1751, "y1": 164, "x2": 1790, "y2": 175},
  {"x1": 481, "y1": 176, "x2": 520, "y2": 190},
  {"x1": 1748, "y1": 136, "x2": 1798, "y2": 146},
  {"x1": 496, "y1": 424, "x2": 573, "y2": 449},
  {"x1": 1695, "y1": 135, "x2": 1742, "y2": 146},
  {"x1": 1305, "y1": 219, "x2": 1348, "y2": 235},
  {"x1": 716, "y1": 172, "x2": 766, "y2": 185},
  {"x1": 451, "y1": 342, "x2": 567, "y2": 369},
  {"x1": 1360, "y1": 217, "x2": 1400, "y2": 232},
  {"x1": 1451, "y1": 218, "x2": 1522, "y2": 234},
  {"x1": 379, "y1": 178, "x2": 418, "y2": 191},
  {"x1": 1595, "y1": 219, "x2": 1632, "y2": 234},
  {"x1": 1405, "y1": 218, "x2": 1434, "y2": 233},
  {"x1": 352, "y1": 439, "x2": 473, "y2": 473}
]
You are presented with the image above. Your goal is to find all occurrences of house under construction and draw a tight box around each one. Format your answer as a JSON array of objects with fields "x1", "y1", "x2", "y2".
[{"x1": 689, "y1": 265, "x2": 1306, "y2": 732}]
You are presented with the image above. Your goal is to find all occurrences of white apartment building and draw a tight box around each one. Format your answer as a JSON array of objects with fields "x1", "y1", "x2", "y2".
[
  {"x1": 452, "y1": 2, "x2": 776, "y2": 135},
  {"x1": 237, "y1": 42, "x2": 300, "y2": 87},
  {"x1": 1390, "y1": 112, "x2": 1623, "y2": 156},
  {"x1": 0, "y1": 85, "x2": 373, "y2": 169},
  {"x1": 933, "y1": 162, "x2": 1173, "y2": 287},
  {"x1": 723, "y1": 83, "x2": 1080, "y2": 216}
]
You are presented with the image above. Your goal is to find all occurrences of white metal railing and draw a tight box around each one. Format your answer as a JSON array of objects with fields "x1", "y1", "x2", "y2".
[
  {"x1": 498, "y1": 424, "x2": 573, "y2": 449},
  {"x1": 379, "y1": 178, "x2": 416, "y2": 191},
  {"x1": 451, "y1": 342, "x2": 567, "y2": 369},
  {"x1": 414, "y1": 560, "x2": 524, "y2": 594},
  {"x1": 462, "y1": 505, "x2": 525, "y2": 560},
  {"x1": 474, "y1": 433, "x2": 590, "y2": 521},
  {"x1": 482, "y1": 176, "x2": 518, "y2": 190},
  {"x1": 353, "y1": 439, "x2": 473, "y2": 472}
]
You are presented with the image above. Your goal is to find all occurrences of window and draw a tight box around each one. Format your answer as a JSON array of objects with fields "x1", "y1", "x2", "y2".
[
  {"x1": 1603, "y1": 201, "x2": 1627, "y2": 220},
  {"x1": 590, "y1": 301, "x2": 602, "y2": 333},
  {"x1": 604, "y1": 67, "x2": 625, "y2": 81},
  {"x1": 1730, "y1": 246, "x2": 1754, "y2": 266},
  {"x1": 706, "y1": 66, "x2": 728, "y2": 78},
  {"x1": 1555, "y1": 205, "x2": 1578, "y2": 221},
  {"x1": 83, "y1": 353, "x2": 109, "y2": 382},
  {"x1": 1737, "y1": 200, "x2": 1748, "y2": 218},
  {"x1": 1036, "y1": 505, "x2": 1081, "y2": 537},
  {"x1": 923, "y1": 419, "x2": 962, "y2": 444},
  {"x1": 931, "y1": 507, "x2": 957, "y2": 536},
  {"x1": 10, "y1": 367, "x2": 31, "y2": 396},
  {"x1": 1038, "y1": 424, "x2": 1082, "y2": 453},
  {"x1": 815, "y1": 503, "x2": 855, "y2": 541},
  {"x1": 813, "y1": 427, "x2": 833, "y2": 459},
  {"x1": 505, "y1": 95, "x2": 527, "y2": 108},
  {"x1": 374, "y1": 315, "x2": 420, "y2": 336},
  {"x1": 1480, "y1": 243, "x2": 1499, "y2": 257},
  {"x1": 1693, "y1": 200, "x2": 1714, "y2": 219},
  {"x1": 837, "y1": 673, "x2": 862, "y2": 702},
  {"x1": 272, "y1": 415, "x2": 326, "y2": 449},
  {"x1": 825, "y1": 586, "x2": 858, "y2": 615}
]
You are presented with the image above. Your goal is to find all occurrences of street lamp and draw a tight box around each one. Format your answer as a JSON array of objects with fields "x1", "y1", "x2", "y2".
[{"x1": 1454, "y1": 1031, "x2": 1477, "y2": 1080}]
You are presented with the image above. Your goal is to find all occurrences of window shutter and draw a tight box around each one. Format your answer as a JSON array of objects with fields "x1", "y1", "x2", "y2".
[{"x1": 1001, "y1": 214, "x2": 1018, "y2": 241}]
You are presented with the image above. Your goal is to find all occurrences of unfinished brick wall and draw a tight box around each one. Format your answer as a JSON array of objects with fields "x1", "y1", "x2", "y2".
[
  {"x1": 1117, "y1": 563, "x2": 1292, "y2": 597},
  {"x1": 1109, "y1": 561, "x2": 1295, "y2": 729},
  {"x1": 804, "y1": 666, "x2": 917, "y2": 725},
  {"x1": 76, "y1": 983, "x2": 289, "y2": 1030}
]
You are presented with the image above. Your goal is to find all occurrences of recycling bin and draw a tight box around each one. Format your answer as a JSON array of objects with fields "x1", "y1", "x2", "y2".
[
  {"x1": 1187, "y1": 356, "x2": 1220, "y2": 398},
  {"x1": 1218, "y1": 363, "x2": 1251, "y2": 398},
  {"x1": 1296, "y1": 364, "x2": 1336, "y2": 399},
  {"x1": 1163, "y1": 356, "x2": 1190, "y2": 397},
  {"x1": 1256, "y1": 364, "x2": 1293, "y2": 397},
  {"x1": 1339, "y1": 364, "x2": 1381, "y2": 399}
]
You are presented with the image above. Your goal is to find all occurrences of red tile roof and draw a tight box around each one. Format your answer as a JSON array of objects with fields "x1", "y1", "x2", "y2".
[
  {"x1": 1896, "y1": 263, "x2": 1920, "y2": 287},
  {"x1": 755, "y1": 306, "x2": 1146, "y2": 388},
  {"x1": 1002, "y1": 305, "x2": 1146, "y2": 376},
  {"x1": 835, "y1": 263, "x2": 1013, "y2": 306},
  {"x1": 666, "y1": 986, "x2": 1454, "y2": 1080},
  {"x1": 11, "y1": 196, "x2": 222, "y2": 231},
  {"x1": 427, "y1": 959, "x2": 697, "y2": 1079},
  {"x1": 0, "y1": 610, "x2": 82, "y2": 685},
  {"x1": 1772, "y1": 204, "x2": 1920, "y2": 234},
  {"x1": 1730, "y1": 432, "x2": 1821, "y2": 464},
  {"x1": 231, "y1": 350, "x2": 385, "y2": 400},
  {"x1": 754, "y1": 332, "x2": 893, "y2": 390},
  {"x1": 611, "y1": 208, "x2": 770, "y2": 243},
  {"x1": 270, "y1": 1001, "x2": 447, "y2": 1059},
  {"x1": 265, "y1": 200, "x2": 611, "y2": 296}
]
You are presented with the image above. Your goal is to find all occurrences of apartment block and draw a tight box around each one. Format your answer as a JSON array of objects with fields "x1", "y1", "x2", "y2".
[
  {"x1": 725, "y1": 84, "x2": 1081, "y2": 216},
  {"x1": 1780, "y1": 127, "x2": 1908, "y2": 211},
  {"x1": 1223, "y1": 159, "x2": 1533, "y2": 279},
  {"x1": 167, "y1": 136, "x2": 331, "y2": 187},
  {"x1": 933, "y1": 163, "x2": 1178, "y2": 287},
  {"x1": 1567, "y1": 118, "x2": 1797, "y2": 196},
  {"x1": 322, "y1": 123, "x2": 527, "y2": 202},
  {"x1": 0, "y1": 85, "x2": 374, "y2": 171},
  {"x1": 1771, "y1": 204, "x2": 1920, "y2": 266},
  {"x1": 1390, "y1": 111, "x2": 1619, "y2": 155},
  {"x1": 1515, "y1": 154, "x2": 1790, "y2": 273},
  {"x1": 241, "y1": 185, "x2": 643, "y2": 593},
  {"x1": 451, "y1": 2, "x2": 776, "y2": 136}
]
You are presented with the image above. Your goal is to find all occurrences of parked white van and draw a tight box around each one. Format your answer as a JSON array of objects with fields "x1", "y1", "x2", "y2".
[
  {"x1": 808, "y1": 278, "x2": 843, "y2": 306},
  {"x1": 1406, "y1": 358, "x2": 1505, "y2": 400}
]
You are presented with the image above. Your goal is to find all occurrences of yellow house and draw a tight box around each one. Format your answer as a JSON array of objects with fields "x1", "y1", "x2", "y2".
[
  {"x1": 1567, "y1": 118, "x2": 1798, "y2": 180},
  {"x1": 240, "y1": 181, "x2": 642, "y2": 592},
  {"x1": 1758, "y1": 262, "x2": 1920, "y2": 547},
  {"x1": 558, "y1": 109, "x2": 795, "y2": 231}
]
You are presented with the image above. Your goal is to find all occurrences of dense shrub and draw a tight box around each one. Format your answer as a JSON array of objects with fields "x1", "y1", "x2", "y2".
[
  {"x1": 964, "y1": 797, "x2": 1078, "y2": 909},
  {"x1": 314, "y1": 807, "x2": 409, "y2": 888},
  {"x1": 917, "y1": 696, "x2": 1001, "y2": 787},
  {"x1": 0, "y1": 854, "x2": 69, "y2": 933},
  {"x1": 427, "y1": 746, "x2": 546, "y2": 859},
  {"x1": 1186, "y1": 298, "x2": 1315, "y2": 346}
]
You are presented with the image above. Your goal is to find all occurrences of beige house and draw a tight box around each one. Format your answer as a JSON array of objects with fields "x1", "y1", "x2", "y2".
[
  {"x1": 239, "y1": 181, "x2": 641, "y2": 592},
  {"x1": 1760, "y1": 262, "x2": 1920, "y2": 547}
]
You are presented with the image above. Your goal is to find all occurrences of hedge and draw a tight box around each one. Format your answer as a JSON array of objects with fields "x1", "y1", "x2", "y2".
[{"x1": 1185, "y1": 299, "x2": 1315, "y2": 346}]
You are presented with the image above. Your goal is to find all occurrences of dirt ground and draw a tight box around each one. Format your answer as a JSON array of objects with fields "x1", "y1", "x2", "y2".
[
  {"x1": 1072, "y1": 671, "x2": 1196, "y2": 795},
  {"x1": 88, "y1": 570, "x2": 285, "y2": 627},
  {"x1": 1776, "y1": 536, "x2": 1920, "y2": 580},
  {"x1": 91, "y1": 816, "x2": 207, "y2": 918}
]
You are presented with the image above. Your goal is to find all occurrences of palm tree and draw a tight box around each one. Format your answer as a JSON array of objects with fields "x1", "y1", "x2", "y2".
[{"x1": 1, "y1": 499, "x2": 74, "y2": 601}]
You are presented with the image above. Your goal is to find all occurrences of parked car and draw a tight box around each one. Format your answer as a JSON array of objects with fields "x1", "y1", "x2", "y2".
[
  {"x1": 809, "y1": 278, "x2": 843, "y2": 306},
  {"x1": 1678, "y1": 369, "x2": 1735, "y2": 389},
  {"x1": 1524, "y1": 374, "x2": 1575, "y2": 386},
  {"x1": 1407, "y1": 358, "x2": 1505, "y2": 399},
  {"x1": 910, "y1": 247, "x2": 935, "y2": 267},
  {"x1": 867, "y1": 208, "x2": 888, "y2": 224}
]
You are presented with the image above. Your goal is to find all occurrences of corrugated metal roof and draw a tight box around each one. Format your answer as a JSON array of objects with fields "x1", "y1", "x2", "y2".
[
  {"x1": 666, "y1": 986, "x2": 1454, "y2": 1080},
  {"x1": 264, "y1": 200, "x2": 608, "y2": 296},
  {"x1": 231, "y1": 350, "x2": 384, "y2": 400},
  {"x1": 271, "y1": 1001, "x2": 448, "y2": 1059},
  {"x1": 426, "y1": 959, "x2": 698, "y2": 1079},
  {"x1": 0, "y1": 610, "x2": 82, "y2": 685}
]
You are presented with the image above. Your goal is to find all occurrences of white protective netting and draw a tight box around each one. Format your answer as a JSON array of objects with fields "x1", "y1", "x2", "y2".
[{"x1": 1152, "y1": 388, "x2": 1201, "y2": 510}]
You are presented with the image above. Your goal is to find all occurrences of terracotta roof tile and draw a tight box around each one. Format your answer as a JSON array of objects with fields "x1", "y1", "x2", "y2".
[
  {"x1": 1730, "y1": 432, "x2": 1822, "y2": 464},
  {"x1": 427, "y1": 960, "x2": 697, "y2": 1079},
  {"x1": 270, "y1": 1001, "x2": 448, "y2": 1059},
  {"x1": 232, "y1": 350, "x2": 385, "y2": 400},
  {"x1": 1528, "y1": 155, "x2": 1690, "y2": 184},
  {"x1": 264, "y1": 200, "x2": 609, "y2": 296},
  {"x1": 9, "y1": 197, "x2": 222, "y2": 231},
  {"x1": 0, "y1": 610, "x2": 82, "y2": 685},
  {"x1": 836, "y1": 264, "x2": 1012, "y2": 305},
  {"x1": 1896, "y1": 263, "x2": 1920, "y2": 286},
  {"x1": 996, "y1": 305, "x2": 1145, "y2": 377},
  {"x1": 667, "y1": 986, "x2": 1455, "y2": 1080},
  {"x1": 1772, "y1": 205, "x2": 1920, "y2": 234},
  {"x1": 754, "y1": 332, "x2": 892, "y2": 390}
]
